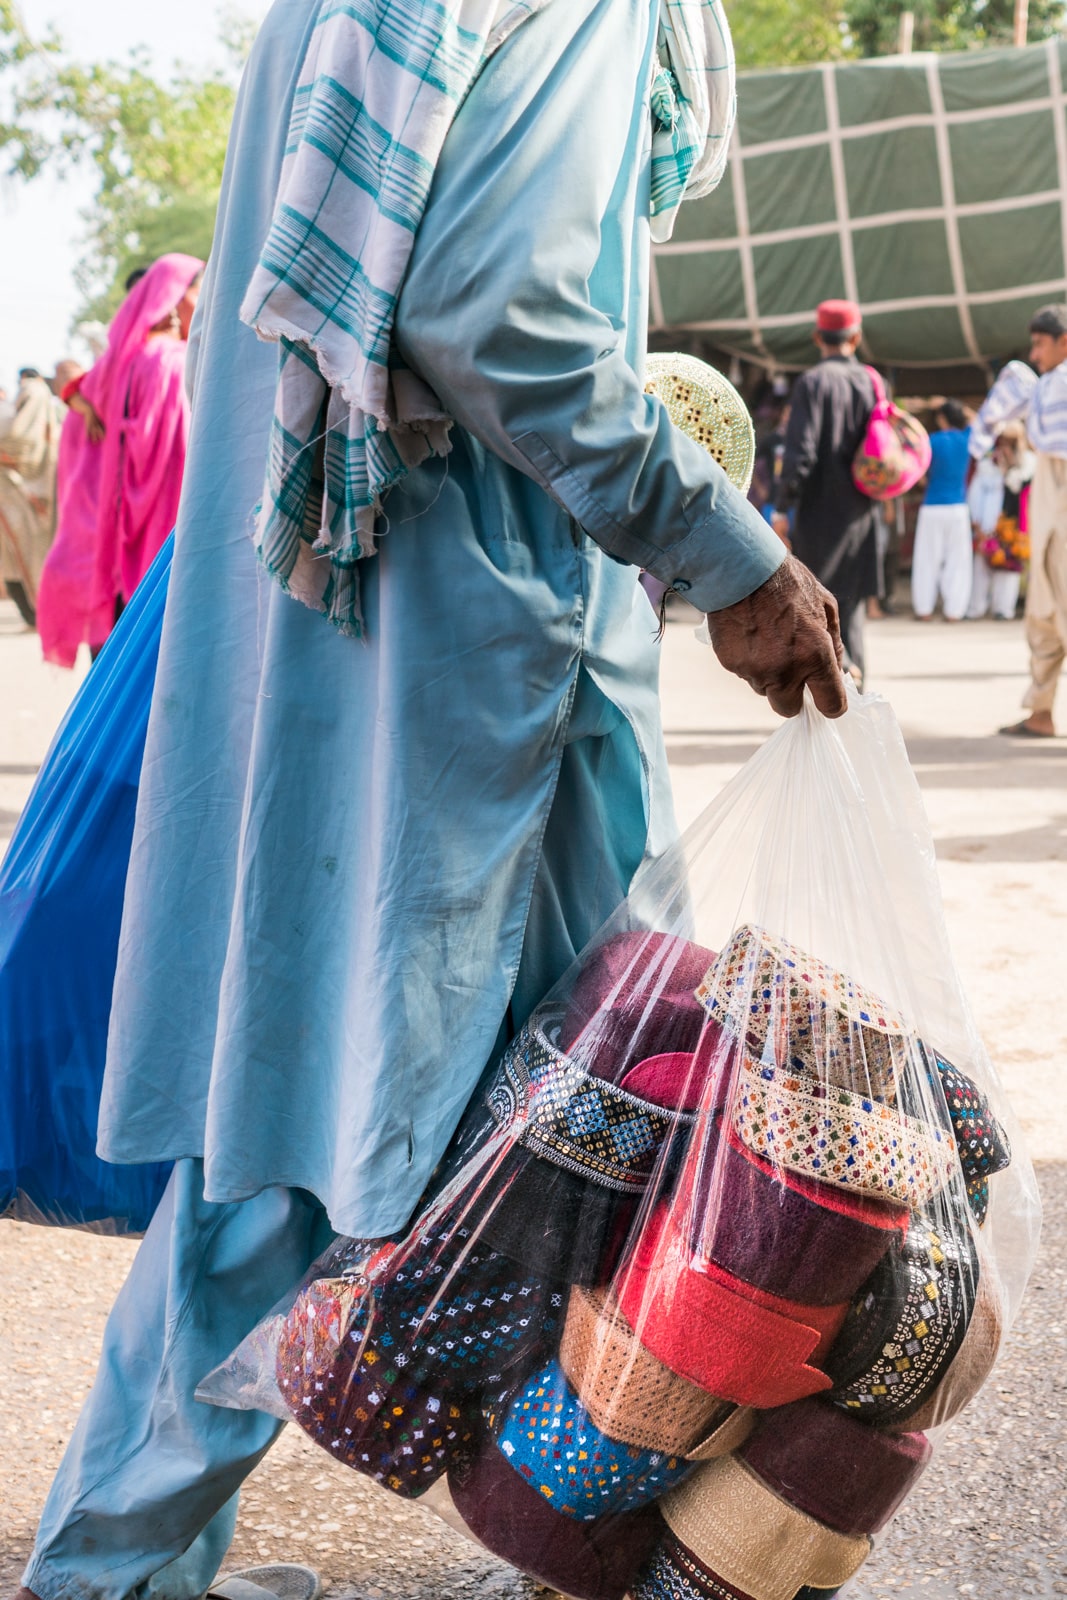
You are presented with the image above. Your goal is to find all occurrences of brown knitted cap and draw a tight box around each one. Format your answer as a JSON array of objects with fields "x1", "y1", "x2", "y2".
[{"x1": 560, "y1": 1285, "x2": 752, "y2": 1457}]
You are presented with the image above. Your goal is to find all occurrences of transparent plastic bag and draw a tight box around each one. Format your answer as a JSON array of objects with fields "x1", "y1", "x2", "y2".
[
  {"x1": 0, "y1": 536, "x2": 173, "y2": 1233},
  {"x1": 199, "y1": 686, "x2": 1039, "y2": 1600}
]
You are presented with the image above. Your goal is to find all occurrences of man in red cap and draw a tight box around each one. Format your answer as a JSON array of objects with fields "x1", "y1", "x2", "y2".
[{"x1": 774, "y1": 300, "x2": 879, "y2": 680}]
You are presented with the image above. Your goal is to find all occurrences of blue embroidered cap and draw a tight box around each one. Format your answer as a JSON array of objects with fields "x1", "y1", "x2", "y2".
[{"x1": 485, "y1": 1359, "x2": 695, "y2": 1519}]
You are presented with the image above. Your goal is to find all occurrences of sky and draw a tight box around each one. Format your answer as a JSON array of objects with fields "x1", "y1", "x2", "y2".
[{"x1": 0, "y1": 1, "x2": 271, "y2": 391}]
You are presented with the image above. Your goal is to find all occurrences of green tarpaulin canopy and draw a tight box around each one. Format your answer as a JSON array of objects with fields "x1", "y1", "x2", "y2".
[{"x1": 651, "y1": 38, "x2": 1067, "y2": 369}]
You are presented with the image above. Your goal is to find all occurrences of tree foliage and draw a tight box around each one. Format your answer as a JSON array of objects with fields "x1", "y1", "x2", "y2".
[
  {"x1": 726, "y1": 0, "x2": 1065, "y2": 67},
  {"x1": 0, "y1": 2, "x2": 253, "y2": 318},
  {"x1": 848, "y1": 0, "x2": 1065, "y2": 57},
  {"x1": 725, "y1": 0, "x2": 852, "y2": 69}
]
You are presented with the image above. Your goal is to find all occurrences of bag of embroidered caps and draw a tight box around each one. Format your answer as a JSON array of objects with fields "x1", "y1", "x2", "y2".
[{"x1": 198, "y1": 685, "x2": 1039, "y2": 1600}]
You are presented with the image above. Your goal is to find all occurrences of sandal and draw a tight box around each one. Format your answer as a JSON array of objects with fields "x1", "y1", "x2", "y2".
[
  {"x1": 209, "y1": 1565, "x2": 324, "y2": 1600},
  {"x1": 998, "y1": 720, "x2": 1056, "y2": 738}
]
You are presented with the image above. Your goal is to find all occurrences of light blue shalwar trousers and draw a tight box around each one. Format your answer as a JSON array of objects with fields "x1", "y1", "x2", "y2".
[{"x1": 26, "y1": 0, "x2": 784, "y2": 1592}]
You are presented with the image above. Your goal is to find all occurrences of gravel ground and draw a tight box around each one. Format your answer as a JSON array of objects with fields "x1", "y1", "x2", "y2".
[{"x1": 2, "y1": 1163, "x2": 1064, "y2": 1599}]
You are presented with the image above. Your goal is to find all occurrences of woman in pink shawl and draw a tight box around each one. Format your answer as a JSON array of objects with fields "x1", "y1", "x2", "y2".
[
  {"x1": 35, "y1": 361, "x2": 111, "y2": 666},
  {"x1": 36, "y1": 254, "x2": 203, "y2": 665}
]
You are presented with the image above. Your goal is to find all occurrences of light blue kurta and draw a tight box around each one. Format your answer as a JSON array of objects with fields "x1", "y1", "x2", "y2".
[{"x1": 99, "y1": 0, "x2": 784, "y2": 1239}]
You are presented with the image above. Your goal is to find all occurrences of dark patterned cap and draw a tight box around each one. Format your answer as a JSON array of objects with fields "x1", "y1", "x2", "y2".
[
  {"x1": 275, "y1": 1219, "x2": 562, "y2": 1494},
  {"x1": 464, "y1": 1011, "x2": 699, "y2": 1284},
  {"x1": 826, "y1": 1211, "x2": 980, "y2": 1424},
  {"x1": 927, "y1": 1051, "x2": 1012, "y2": 1196}
]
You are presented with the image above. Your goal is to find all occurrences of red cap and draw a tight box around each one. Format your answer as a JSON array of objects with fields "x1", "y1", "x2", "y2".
[{"x1": 815, "y1": 298, "x2": 862, "y2": 334}]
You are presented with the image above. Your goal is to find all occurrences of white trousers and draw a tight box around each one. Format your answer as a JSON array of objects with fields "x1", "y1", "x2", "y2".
[
  {"x1": 967, "y1": 554, "x2": 1021, "y2": 620},
  {"x1": 911, "y1": 504, "x2": 973, "y2": 619}
]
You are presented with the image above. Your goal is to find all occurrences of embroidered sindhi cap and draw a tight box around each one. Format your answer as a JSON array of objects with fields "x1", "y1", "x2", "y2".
[
  {"x1": 275, "y1": 1274, "x2": 480, "y2": 1497},
  {"x1": 275, "y1": 1222, "x2": 562, "y2": 1492},
  {"x1": 559, "y1": 931, "x2": 716, "y2": 1076},
  {"x1": 740, "y1": 1398, "x2": 931, "y2": 1537},
  {"x1": 922, "y1": 1050, "x2": 1012, "y2": 1225},
  {"x1": 644, "y1": 353, "x2": 756, "y2": 495},
  {"x1": 482, "y1": 1359, "x2": 695, "y2": 1517},
  {"x1": 560, "y1": 1284, "x2": 755, "y2": 1458},
  {"x1": 696, "y1": 925, "x2": 915, "y2": 1100},
  {"x1": 690, "y1": 1116, "x2": 909, "y2": 1306},
  {"x1": 826, "y1": 1211, "x2": 980, "y2": 1424},
  {"x1": 730, "y1": 1058, "x2": 957, "y2": 1210},
  {"x1": 617, "y1": 1195, "x2": 848, "y2": 1408},
  {"x1": 469, "y1": 1009, "x2": 699, "y2": 1284},
  {"x1": 885, "y1": 1241, "x2": 1004, "y2": 1432}
]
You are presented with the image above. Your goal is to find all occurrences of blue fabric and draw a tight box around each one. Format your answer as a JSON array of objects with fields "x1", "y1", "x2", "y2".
[
  {"x1": 0, "y1": 540, "x2": 173, "y2": 1234},
  {"x1": 98, "y1": 0, "x2": 781, "y2": 1239},
  {"x1": 923, "y1": 428, "x2": 972, "y2": 505},
  {"x1": 25, "y1": 1161, "x2": 334, "y2": 1600}
]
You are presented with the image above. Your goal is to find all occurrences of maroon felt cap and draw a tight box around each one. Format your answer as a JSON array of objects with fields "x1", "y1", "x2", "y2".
[
  {"x1": 741, "y1": 1398, "x2": 931, "y2": 1536},
  {"x1": 560, "y1": 931, "x2": 716, "y2": 1079},
  {"x1": 448, "y1": 1428, "x2": 662, "y2": 1600}
]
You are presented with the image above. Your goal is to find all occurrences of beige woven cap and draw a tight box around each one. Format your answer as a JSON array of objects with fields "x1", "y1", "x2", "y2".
[
  {"x1": 661, "y1": 1456, "x2": 871, "y2": 1600},
  {"x1": 892, "y1": 1244, "x2": 1005, "y2": 1433},
  {"x1": 644, "y1": 353, "x2": 756, "y2": 495},
  {"x1": 696, "y1": 925, "x2": 913, "y2": 1100},
  {"x1": 560, "y1": 1285, "x2": 754, "y2": 1458}
]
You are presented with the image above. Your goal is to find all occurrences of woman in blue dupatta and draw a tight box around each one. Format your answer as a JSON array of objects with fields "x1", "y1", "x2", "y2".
[{"x1": 15, "y1": 0, "x2": 844, "y2": 1595}]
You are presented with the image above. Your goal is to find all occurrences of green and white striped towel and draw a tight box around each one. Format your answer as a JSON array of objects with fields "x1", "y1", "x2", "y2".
[{"x1": 241, "y1": 0, "x2": 735, "y2": 636}]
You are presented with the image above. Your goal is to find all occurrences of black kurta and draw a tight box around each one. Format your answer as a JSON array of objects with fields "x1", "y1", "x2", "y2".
[{"x1": 779, "y1": 355, "x2": 878, "y2": 658}]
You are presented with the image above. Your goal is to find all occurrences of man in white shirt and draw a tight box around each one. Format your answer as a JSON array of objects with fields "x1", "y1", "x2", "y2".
[{"x1": 971, "y1": 304, "x2": 1067, "y2": 737}]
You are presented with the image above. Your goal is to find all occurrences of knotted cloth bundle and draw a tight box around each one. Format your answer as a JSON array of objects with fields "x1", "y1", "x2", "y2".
[
  {"x1": 634, "y1": 1455, "x2": 871, "y2": 1600},
  {"x1": 560, "y1": 1284, "x2": 755, "y2": 1457},
  {"x1": 731, "y1": 1059, "x2": 957, "y2": 1209},
  {"x1": 696, "y1": 926, "x2": 913, "y2": 1099}
]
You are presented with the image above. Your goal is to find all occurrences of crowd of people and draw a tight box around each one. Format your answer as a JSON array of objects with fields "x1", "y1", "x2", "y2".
[
  {"x1": 747, "y1": 298, "x2": 1066, "y2": 736},
  {"x1": 0, "y1": 253, "x2": 203, "y2": 665}
]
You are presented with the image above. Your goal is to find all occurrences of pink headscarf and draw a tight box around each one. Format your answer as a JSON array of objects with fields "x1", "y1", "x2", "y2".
[{"x1": 90, "y1": 252, "x2": 204, "y2": 615}]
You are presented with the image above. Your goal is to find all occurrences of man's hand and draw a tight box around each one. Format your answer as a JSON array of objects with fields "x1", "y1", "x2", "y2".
[{"x1": 705, "y1": 555, "x2": 848, "y2": 719}]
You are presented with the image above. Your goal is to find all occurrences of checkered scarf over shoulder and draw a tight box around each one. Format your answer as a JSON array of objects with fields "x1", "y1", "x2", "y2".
[{"x1": 241, "y1": 0, "x2": 736, "y2": 636}]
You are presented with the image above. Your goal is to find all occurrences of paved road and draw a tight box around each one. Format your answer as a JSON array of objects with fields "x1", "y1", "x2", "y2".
[{"x1": 1, "y1": 598, "x2": 1065, "y2": 1598}]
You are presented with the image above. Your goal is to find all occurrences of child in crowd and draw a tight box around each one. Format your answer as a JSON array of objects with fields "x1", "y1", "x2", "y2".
[
  {"x1": 911, "y1": 399, "x2": 974, "y2": 621},
  {"x1": 966, "y1": 422, "x2": 1033, "y2": 620}
]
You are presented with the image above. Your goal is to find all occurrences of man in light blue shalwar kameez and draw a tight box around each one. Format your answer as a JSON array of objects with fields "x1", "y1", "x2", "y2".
[{"x1": 16, "y1": 1, "x2": 847, "y2": 1596}]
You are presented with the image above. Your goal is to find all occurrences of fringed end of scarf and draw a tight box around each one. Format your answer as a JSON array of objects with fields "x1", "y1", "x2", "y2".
[{"x1": 252, "y1": 500, "x2": 366, "y2": 641}]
